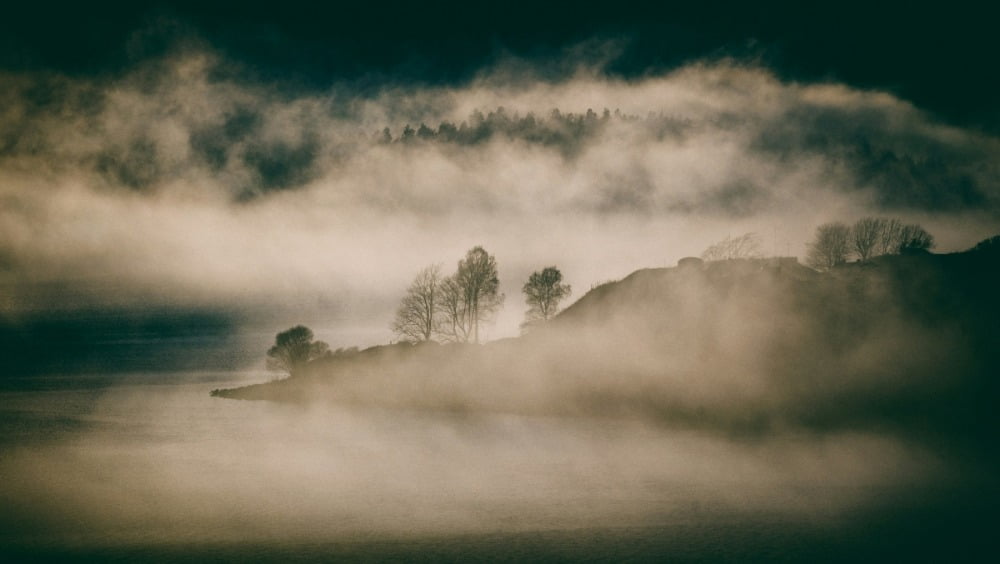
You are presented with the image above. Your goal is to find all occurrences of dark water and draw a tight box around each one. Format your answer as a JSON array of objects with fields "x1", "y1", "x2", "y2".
[{"x1": 1, "y1": 372, "x2": 996, "y2": 562}]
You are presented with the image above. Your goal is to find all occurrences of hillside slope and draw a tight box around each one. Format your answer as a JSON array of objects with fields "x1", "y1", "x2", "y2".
[{"x1": 215, "y1": 247, "x2": 999, "y2": 445}]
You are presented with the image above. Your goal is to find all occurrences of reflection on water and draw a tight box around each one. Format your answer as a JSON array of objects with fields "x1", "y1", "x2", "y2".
[{"x1": 0, "y1": 372, "x2": 994, "y2": 561}]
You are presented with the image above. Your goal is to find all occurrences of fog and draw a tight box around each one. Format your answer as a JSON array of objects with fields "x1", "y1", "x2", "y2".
[
  {"x1": 0, "y1": 372, "x2": 954, "y2": 553},
  {"x1": 2, "y1": 49, "x2": 997, "y2": 345},
  {"x1": 2, "y1": 43, "x2": 998, "y2": 559},
  {"x1": 242, "y1": 253, "x2": 991, "y2": 437}
]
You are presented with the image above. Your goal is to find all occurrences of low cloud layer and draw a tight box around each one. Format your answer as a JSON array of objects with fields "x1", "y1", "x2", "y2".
[
  {"x1": 1, "y1": 49, "x2": 997, "y2": 344},
  {"x1": 0, "y1": 375, "x2": 954, "y2": 548}
]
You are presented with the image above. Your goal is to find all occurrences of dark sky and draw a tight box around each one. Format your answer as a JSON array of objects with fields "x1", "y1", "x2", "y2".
[{"x1": 2, "y1": 1, "x2": 996, "y2": 131}]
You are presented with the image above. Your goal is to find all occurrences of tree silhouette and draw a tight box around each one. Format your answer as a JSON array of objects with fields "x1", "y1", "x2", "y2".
[
  {"x1": 875, "y1": 218, "x2": 905, "y2": 256},
  {"x1": 852, "y1": 216, "x2": 934, "y2": 260},
  {"x1": 851, "y1": 217, "x2": 883, "y2": 261},
  {"x1": 443, "y1": 246, "x2": 504, "y2": 343},
  {"x1": 438, "y1": 275, "x2": 473, "y2": 343},
  {"x1": 266, "y1": 325, "x2": 329, "y2": 377},
  {"x1": 522, "y1": 266, "x2": 571, "y2": 332},
  {"x1": 806, "y1": 222, "x2": 852, "y2": 271},
  {"x1": 392, "y1": 264, "x2": 443, "y2": 342},
  {"x1": 897, "y1": 223, "x2": 935, "y2": 253},
  {"x1": 399, "y1": 124, "x2": 415, "y2": 142},
  {"x1": 701, "y1": 232, "x2": 763, "y2": 261},
  {"x1": 373, "y1": 106, "x2": 646, "y2": 156}
]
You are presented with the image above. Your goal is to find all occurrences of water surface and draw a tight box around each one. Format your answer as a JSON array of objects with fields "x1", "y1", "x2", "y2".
[{"x1": 0, "y1": 371, "x2": 993, "y2": 561}]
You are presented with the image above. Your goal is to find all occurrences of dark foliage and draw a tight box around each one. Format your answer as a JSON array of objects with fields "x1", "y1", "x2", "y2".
[
  {"x1": 265, "y1": 325, "x2": 329, "y2": 377},
  {"x1": 521, "y1": 266, "x2": 571, "y2": 331},
  {"x1": 381, "y1": 107, "x2": 688, "y2": 157}
]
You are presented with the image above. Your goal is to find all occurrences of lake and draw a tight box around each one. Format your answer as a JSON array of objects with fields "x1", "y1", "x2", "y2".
[{"x1": 1, "y1": 371, "x2": 995, "y2": 562}]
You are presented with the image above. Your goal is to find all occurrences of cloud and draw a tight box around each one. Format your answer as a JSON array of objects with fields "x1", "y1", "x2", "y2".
[{"x1": 0, "y1": 49, "x2": 997, "y2": 345}]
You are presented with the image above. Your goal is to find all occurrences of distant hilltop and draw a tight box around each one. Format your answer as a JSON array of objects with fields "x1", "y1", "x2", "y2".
[{"x1": 214, "y1": 241, "x2": 999, "y2": 449}]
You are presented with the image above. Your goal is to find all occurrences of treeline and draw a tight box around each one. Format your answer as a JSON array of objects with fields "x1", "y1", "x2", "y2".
[
  {"x1": 392, "y1": 247, "x2": 503, "y2": 344},
  {"x1": 258, "y1": 246, "x2": 574, "y2": 378},
  {"x1": 375, "y1": 107, "x2": 691, "y2": 154},
  {"x1": 391, "y1": 246, "x2": 572, "y2": 344},
  {"x1": 692, "y1": 220, "x2": 933, "y2": 271},
  {"x1": 806, "y1": 216, "x2": 934, "y2": 270},
  {"x1": 701, "y1": 232, "x2": 764, "y2": 261}
]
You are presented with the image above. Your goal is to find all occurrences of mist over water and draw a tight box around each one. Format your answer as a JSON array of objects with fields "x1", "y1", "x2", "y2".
[
  {"x1": 0, "y1": 367, "x2": 978, "y2": 561},
  {"x1": 2, "y1": 19, "x2": 998, "y2": 560}
]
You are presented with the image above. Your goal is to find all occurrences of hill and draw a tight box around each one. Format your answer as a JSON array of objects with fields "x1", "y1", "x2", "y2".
[{"x1": 214, "y1": 246, "x2": 1000, "y2": 450}]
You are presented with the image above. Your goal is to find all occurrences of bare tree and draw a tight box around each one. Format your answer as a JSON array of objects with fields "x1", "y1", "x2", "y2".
[
  {"x1": 445, "y1": 246, "x2": 504, "y2": 343},
  {"x1": 521, "y1": 266, "x2": 571, "y2": 331},
  {"x1": 437, "y1": 275, "x2": 473, "y2": 343},
  {"x1": 701, "y1": 232, "x2": 763, "y2": 261},
  {"x1": 897, "y1": 223, "x2": 935, "y2": 253},
  {"x1": 853, "y1": 216, "x2": 935, "y2": 259},
  {"x1": 806, "y1": 222, "x2": 852, "y2": 271},
  {"x1": 266, "y1": 325, "x2": 329, "y2": 377},
  {"x1": 851, "y1": 217, "x2": 883, "y2": 261},
  {"x1": 875, "y1": 218, "x2": 905, "y2": 256},
  {"x1": 392, "y1": 264, "x2": 443, "y2": 342}
]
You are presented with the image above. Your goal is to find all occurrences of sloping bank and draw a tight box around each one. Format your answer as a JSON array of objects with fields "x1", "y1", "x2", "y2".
[{"x1": 213, "y1": 245, "x2": 999, "y2": 446}]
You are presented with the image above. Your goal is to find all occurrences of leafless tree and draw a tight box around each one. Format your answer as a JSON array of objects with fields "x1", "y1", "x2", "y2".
[
  {"x1": 851, "y1": 217, "x2": 883, "y2": 261},
  {"x1": 853, "y1": 216, "x2": 935, "y2": 259},
  {"x1": 446, "y1": 246, "x2": 504, "y2": 343},
  {"x1": 392, "y1": 264, "x2": 443, "y2": 342},
  {"x1": 806, "y1": 222, "x2": 852, "y2": 271},
  {"x1": 521, "y1": 266, "x2": 571, "y2": 331},
  {"x1": 897, "y1": 223, "x2": 935, "y2": 253},
  {"x1": 875, "y1": 218, "x2": 905, "y2": 256},
  {"x1": 437, "y1": 275, "x2": 473, "y2": 343},
  {"x1": 701, "y1": 232, "x2": 763, "y2": 261}
]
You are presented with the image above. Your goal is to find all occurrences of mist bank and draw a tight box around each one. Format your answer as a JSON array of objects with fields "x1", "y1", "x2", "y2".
[
  {"x1": 1, "y1": 380, "x2": 977, "y2": 560},
  {"x1": 5, "y1": 245, "x2": 997, "y2": 560},
  {"x1": 215, "y1": 244, "x2": 1000, "y2": 450},
  {"x1": 3, "y1": 52, "x2": 999, "y2": 343}
]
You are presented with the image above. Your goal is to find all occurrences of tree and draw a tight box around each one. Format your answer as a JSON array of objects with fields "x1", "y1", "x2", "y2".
[
  {"x1": 701, "y1": 232, "x2": 763, "y2": 261},
  {"x1": 851, "y1": 217, "x2": 883, "y2": 261},
  {"x1": 852, "y1": 216, "x2": 934, "y2": 259},
  {"x1": 392, "y1": 264, "x2": 443, "y2": 342},
  {"x1": 522, "y1": 266, "x2": 571, "y2": 331},
  {"x1": 806, "y1": 222, "x2": 852, "y2": 271},
  {"x1": 444, "y1": 246, "x2": 504, "y2": 343},
  {"x1": 897, "y1": 224, "x2": 934, "y2": 253},
  {"x1": 875, "y1": 218, "x2": 905, "y2": 256},
  {"x1": 266, "y1": 325, "x2": 329, "y2": 377},
  {"x1": 438, "y1": 275, "x2": 473, "y2": 343}
]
